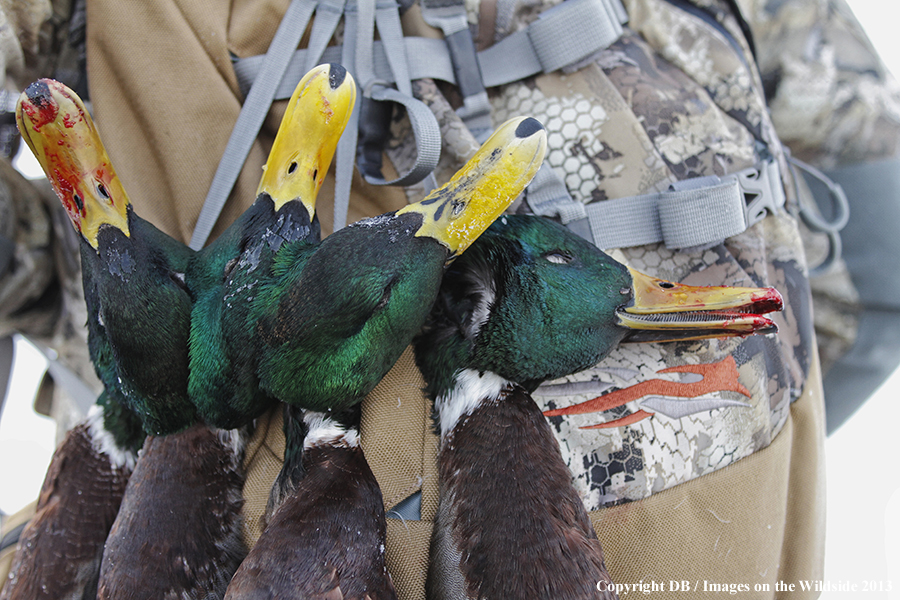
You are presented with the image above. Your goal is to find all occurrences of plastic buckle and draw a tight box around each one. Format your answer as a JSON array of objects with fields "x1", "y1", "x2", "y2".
[{"x1": 732, "y1": 160, "x2": 785, "y2": 228}]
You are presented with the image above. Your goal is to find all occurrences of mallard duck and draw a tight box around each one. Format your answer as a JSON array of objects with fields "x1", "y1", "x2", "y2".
[
  {"x1": 2, "y1": 78, "x2": 183, "y2": 600},
  {"x1": 99, "y1": 66, "x2": 356, "y2": 600},
  {"x1": 412, "y1": 214, "x2": 783, "y2": 600},
  {"x1": 186, "y1": 63, "x2": 356, "y2": 429},
  {"x1": 17, "y1": 78, "x2": 196, "y2": 437},
  {"x1": 224, "y1": 116, "x2": 548, "y2": 600}
]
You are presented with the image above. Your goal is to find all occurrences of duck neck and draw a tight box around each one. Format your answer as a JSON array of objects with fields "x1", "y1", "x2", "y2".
[
  {"x1": 269, "y1": 407, "x2": 361, "y2": 520},
  {"x1": 434, "y1": 369, "x2": 513, "y2": 442},
  {"x1": 87, "y1": 396, "x2": 143, "y2": 471}
]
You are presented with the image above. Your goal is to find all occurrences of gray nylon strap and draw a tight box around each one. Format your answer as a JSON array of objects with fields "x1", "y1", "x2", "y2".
[
  {"x1": 231, "y1": 0, "x2": 628, "y2": 96},
  {"x1": 376, "y1": 0, "x2": 413, "y2": 96},
  {"x1": 420, "y1": 0, "x2": 492, "y2": 138},
  {"x1": 304, "y1": 0, "x2": 346, "y2": 73},
  {"x1": 419, "y1": 0, "x2": 468, "y2": 34},
  {"x1": 480, "y1": 0, "x2": 626, "y2": 86},
  {"x1": 364, "y1": 85, "x2": 442, "y2": 187},
  {"x1": 355, "y1": 0, "x2": 377, "y2": 90},
  {"x1": 525, "y1": 163, "x2": 578, "y2": 217},
  {"x1": 353, "y1": 0, "x2": 441, "y2": 188},
  {"x1": 525, "y1": 0, "x2": 624, "y2": 72},
  {"x1": 190, "y1": 0, "x2": 317, "y2": 250},
  {"x1": 333, "y1": 1, "x2": 362, "y2": 231},
  {"x1": 551, "y1": 160, "x2": 786, "y2": 251},
  {"x1": 233, "y1": 39, "x2": 455, "y2": 100},
  {"x1": 657, "y1": 181, "x2": 746, "y2": 248},
  {"x1": 330, "y1": 0, "x2": 441, "y2": 228}
]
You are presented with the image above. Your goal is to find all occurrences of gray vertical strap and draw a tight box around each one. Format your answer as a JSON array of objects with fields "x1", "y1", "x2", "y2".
[
  {"x1": 303, "y1": 0, "x2": 347, "y2": 73},
  {"x1": 189, "y1": 0, "x2": 318, "y2": 250},
  {"x1": 375, "y1": 0, "x2": 412, "y2": 96},
  {"x1": 355, "y1": 0, "x2": 378, "y2": 89},
  {"x1": 333, "y1": 0, "x2": 362, "y2": 231},
  {"x1": 420, "y1": 0, "x2": 492, "y2": 140},
  {"x1": 523, "y1": 163, "x2": 584, "y2": 237}
]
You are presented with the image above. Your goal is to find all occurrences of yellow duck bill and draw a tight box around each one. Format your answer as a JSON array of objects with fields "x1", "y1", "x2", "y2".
[
  {"x1": 398, "y1": 116, "x2": 548, "y2": 258},
  {"x1": 17, "y1": 78, "x2": 131, "y2": 249},
  {"x1": 617, "y1": 267, "x2": 784, "y2": 342},
  {"x1": 257, "y1": 63, "x2": 357, "y2": 215}
]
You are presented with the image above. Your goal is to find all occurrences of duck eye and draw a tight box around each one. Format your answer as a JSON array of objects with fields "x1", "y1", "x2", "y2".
[
  {"x1": 658, "y1": 281, "x2": 675, "y2": 289},
  {"x1": 543, "y1": 251, "x2": 572, "y2": 265},
  {"x1": 288, "y1": 161, "x2": 298, "y2": 174},
  {"x1": 97, "y1": 182, "x2": 110, "y2": 200}
]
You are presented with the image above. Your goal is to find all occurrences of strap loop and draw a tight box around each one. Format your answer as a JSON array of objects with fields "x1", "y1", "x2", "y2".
[{"x1": 548, "y1": 159, "x2": 788, "y2": 251}]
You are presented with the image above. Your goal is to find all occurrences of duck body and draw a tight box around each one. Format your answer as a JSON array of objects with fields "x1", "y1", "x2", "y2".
[
  {"x1": 226, "y1": 214, "x2": 447, "y2": 600},
  {"x1": 98, "y1": 424, "x2": 246, "y2": 600},
  {"x1": 16, "y1": 77, "x2": 254, "y2": 600},
  {"x1": 252, "y1": 116, "x2": 549, "y2": 415},
  {"x1": 5, "y1": 78, "x2": 194, "y2": 600},
  {"x1": 253, "y1": 209, "x2": 447, "y2": 413},
  {"x1": 82, "y1": 208, "x2": 196, "y2": 435},
  {"x1": 430, "y1": 381, "x2": 616, "y2": 600},
  {"x1": 99, "y1": 64, "x2": 354, "y2": 599},
  {"x1": 18, "y1": 77, "x2": 197, "y2": 437},
  {"x1": 414, "y1": 214, "x2": 783, "y2": 600},
  {"x1": 0, "y1": 393, "x2": 142, "y2": 600},
  {"x1": 226, "y1": 408, "x2": 395, "y2": 600},
  {"x1": 186, "y1": 63, "x2": 353, "y2": 430}
]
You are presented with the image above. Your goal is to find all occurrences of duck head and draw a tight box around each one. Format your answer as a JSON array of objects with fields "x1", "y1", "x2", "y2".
[
  {"x1": 416, "y1": 215, "x2": 782, "y2": 395},
  {"x1": 256, "y1": 117, "x2": 547, "y2": 410},
  {"x1": 17, "y1": 79, "x2": 131, "y2": 250},
  {"x1": 256, "y1": 63, "x2": 356, "y2": 216}
]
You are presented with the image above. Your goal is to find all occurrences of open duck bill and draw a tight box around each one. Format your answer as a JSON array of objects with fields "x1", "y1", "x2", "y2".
[
  {"x1": 617, "y1": 267, "x2": 784, "y2": 343},
  {"x1": 17, "y1": 79, "x2": 131, "y2": 249},
  {"x1": 398, "y1": 116, "x2": 547, "y2": 258}
]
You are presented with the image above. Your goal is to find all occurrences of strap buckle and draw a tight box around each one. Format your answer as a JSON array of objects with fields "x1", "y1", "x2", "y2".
[{"x1": 732, "y1": 159, "x2": 786, "y2": 229}]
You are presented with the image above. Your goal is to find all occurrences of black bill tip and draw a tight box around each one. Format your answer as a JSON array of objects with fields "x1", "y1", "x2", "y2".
[
  {"x1": 515, "y1": 117, "x2": 544, "y2": 139},
  {"x1": 328, "y1": 64, "x2": 348, "y2": 90}
]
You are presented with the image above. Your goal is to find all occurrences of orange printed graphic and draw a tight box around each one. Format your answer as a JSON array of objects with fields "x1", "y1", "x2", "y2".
[{"x1": 543, "y1": 356, "x2": 750, "y2": 428}]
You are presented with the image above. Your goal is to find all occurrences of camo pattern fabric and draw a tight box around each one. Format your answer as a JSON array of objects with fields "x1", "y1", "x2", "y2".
[
  {"x1": 737, "y1": 0, "x2": 900, "y2": 170},
  {"x1": 389, "y1": 0, "x2": 815, "y2": 509},
  {"x1": 738, "y1": 0, "x2": 900, "y2": 373}
]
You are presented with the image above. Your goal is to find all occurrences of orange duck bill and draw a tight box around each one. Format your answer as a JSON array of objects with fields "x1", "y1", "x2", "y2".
[{"x1": 616, "y1": 267, "x2": 783, "y2": 343}]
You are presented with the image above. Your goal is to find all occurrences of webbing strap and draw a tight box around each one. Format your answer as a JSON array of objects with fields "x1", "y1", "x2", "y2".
[
  {"x1": 189, "y1": 0, "x2": 317, "y2": 250},
  {"x1": 231, "y1": 0, "x2": 628, "y2": 97},
  {"x1": 365, "y1": 86, "x2": 442, "y2": 187},
  {"x1": 328, "y1": 0, "x2": 441, "y2": 229},
  {"x1": 420, "y1": 0, "x2": 492, "y2": 139},
  {"x1": 304, "y1": 0, "x2": 347, "y2": 74},
  {"x1": 233, "y1": 39, "x2": 454, "y2": 100},
  {"x1": 533, "y1": 160, "x2": 787, "y2": 250},
  {"x1": 334, "y1": 1, "x2": 362, "y2": 231},
  {"x1": 480, "y1": 0, "x2": 626, "y2": 85}
]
